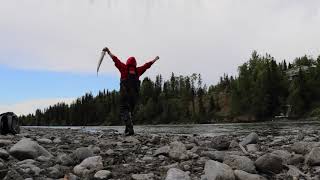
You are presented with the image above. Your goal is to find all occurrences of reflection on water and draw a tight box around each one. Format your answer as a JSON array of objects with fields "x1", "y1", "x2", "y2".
[{"x1": 24, "y1": 120, "x2": 320, "y2": 137}]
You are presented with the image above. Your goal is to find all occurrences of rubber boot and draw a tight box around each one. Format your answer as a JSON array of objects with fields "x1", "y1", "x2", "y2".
[{"x1": 125, "y1": 112, "x2": 134, "y2": 136}]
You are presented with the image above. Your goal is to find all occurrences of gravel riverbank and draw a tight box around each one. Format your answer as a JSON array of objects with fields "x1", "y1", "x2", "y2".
[{"x1": 0, "y1": 127, "x2": 319, "y2": 179}]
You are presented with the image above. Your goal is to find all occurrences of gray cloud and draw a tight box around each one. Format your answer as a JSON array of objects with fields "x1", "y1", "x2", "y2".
[{"x1": 1, "y1": 0, "x2": 320, "y2": 84}]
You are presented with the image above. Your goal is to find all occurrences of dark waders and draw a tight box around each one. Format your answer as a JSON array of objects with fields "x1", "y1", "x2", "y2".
[{"x1": 119, "y1": 69, "x2": 140, "y2": 136}]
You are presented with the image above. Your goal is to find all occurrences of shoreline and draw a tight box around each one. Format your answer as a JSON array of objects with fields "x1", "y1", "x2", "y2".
[{"x1": 0, "y1": 127, "x2": 319, "y2": 179}]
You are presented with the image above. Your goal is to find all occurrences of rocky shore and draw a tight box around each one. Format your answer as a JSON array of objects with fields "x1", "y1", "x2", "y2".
[{"x1": 0, "y1": 127, "x2": 320, "y2": 180}]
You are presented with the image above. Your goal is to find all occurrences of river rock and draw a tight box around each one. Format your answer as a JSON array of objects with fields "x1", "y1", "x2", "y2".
[
  {"x1": 234, "y1": 170, "x2": 267, "y2": 180},
  {"x1": 291, "y1": 142, "x2": 314, "y2": 155},
  {"x1": 57, "y1": 153, "x2": 74, "y2": 166},
  {"x1": 64, "y1": 173, "x2": 79, "y2": 180},
  {"x1": 271, "y1": 150, "x2": 291, "y2": 164},
  {"x1": 169, "y1": 141, "x2": 188, "y2": 160},
  {"x1": 240, "y1": 132, "x2": 259, "y2": 146},
  {"x1": 201, "y1": 151, "x2": 226, "y2": 162},
  {"x1": 0, "y1": 148, "x2": 9, "y2": 159},
  {"x1": 223, "y1": 155, "x2": 256, "y2": 173},
  {"x1": 48, "y1": 165, "x2": 64, "y2": 179},
  {"x1": 9, "y1": 138, "x2": 53, "y2": 160},
  {"x1": 255, "y1": 153, "x2": 283, "y2": 174},
  {"x1": 0, "y1": 139, "x2": 12, "y2": 147},
  {"x1": 37, "y1": 138, "x2": 52, "y2": 144},
  {"x1": 165, "y1": 168, "x2": 190, "y2": 180},
  {"x1": 154, "y1": 146, "x2": 170, "y2": 156},
  {"x1": 305, "y1": 147, "x2": 320, "y2": 166},
  {"x1": 94, "y1": 170, "x2": 112, "y2": 179},
  {"x1": 16, "y1": 159, "x2": 41, "y2": 176},
  {"x1": 202, "y1": 160, "x2": 235, "y2": 180},
  {"x1": 246, "y1": 144, "x2": 259, "y2": 153},
  {"x1": 73, "y1": 156, "x2": 103, "y2": 176},
  {"x1": 287, "y1": 154, "x2": 304, "y2": 165},
  {"x1": 72, "y1": 147, "x2": 94, "y2": 162},
  {"x1": 211, "y1": 135, "x2": 232, "y2": 150},
  {"x1": 132, "y1": 173, "x2": 154, "y2": 180}
]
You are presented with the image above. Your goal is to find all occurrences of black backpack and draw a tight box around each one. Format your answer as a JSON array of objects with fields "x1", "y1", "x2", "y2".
[
  {"x1": 121, "y1": 66, "x2": 141, "y2": 96},
  {"x1": 0, "y1": 112, "x2": 20, "y2": 135}
]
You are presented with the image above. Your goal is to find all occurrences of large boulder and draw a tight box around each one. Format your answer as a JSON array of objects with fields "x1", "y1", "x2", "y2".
[
  {"x1": 73, "y1": 156, "x2": 103, "y2": 177},
  {"x1": 255, "y1": 153, "x2": 283, "y2": 174},
  {"x1": 234, "y1": 170, "x2": 267, "y2": 180},
  {"x1": 240, "y1": 133, "x2": 259, "y2": 146},
  {"x1": 165, "y1": 168, "x2": 190, "y2": 180},
  {"x1": 169, "y1": 141, "x2": 188, "y2": 160},
  {"x1": 305, "y1": 147, "x2": 320, "y2": 166},
  {"x1": 202, "y1": 160, "x2": 235, "y2": 180},
  {"x1": 223, "y1": 155, "x2": 256, "y2": 173},
  {"x1": 9, "y1": 138, "x2": 53, "y2": 160}
]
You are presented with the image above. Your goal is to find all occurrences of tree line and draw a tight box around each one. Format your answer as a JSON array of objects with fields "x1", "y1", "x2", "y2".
[{"x1": 20, "y1": 51, "x2": 320, "y2": 125}]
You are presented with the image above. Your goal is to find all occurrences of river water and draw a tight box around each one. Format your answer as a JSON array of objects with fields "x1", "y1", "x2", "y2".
[{"x1": 24, "y1": 120, "x2": 320, "y2": 137}]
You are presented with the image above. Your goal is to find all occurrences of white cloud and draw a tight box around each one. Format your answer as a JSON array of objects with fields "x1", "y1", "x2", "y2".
[
  {"x1": 0, "y1": 98, "x2": 75, "y2": 116},
  {"x1": 1, "y1": 0, "x2": 320, "y2": 84}
]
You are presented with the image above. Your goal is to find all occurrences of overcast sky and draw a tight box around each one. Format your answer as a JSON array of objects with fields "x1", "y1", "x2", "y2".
[{"x1": 1, "y1": 0, "x2": 320, "y2": 115}]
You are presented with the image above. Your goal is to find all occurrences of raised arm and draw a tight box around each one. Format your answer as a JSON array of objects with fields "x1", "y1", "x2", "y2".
[
  {"x1": 102, "y1": 47, "x2": 125, "y2": 70},
  {"x1": 137, "y1": 56, "x2": 159, "y2": 76}
]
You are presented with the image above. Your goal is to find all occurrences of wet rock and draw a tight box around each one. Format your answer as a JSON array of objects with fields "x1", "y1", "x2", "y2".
[
  {"x1": 132, "y1": 173, "x2": 154, "y2": 180},
  {"x1": 0, "y1": 148, "x2": 9, "y2": 159},
  {"x1": 211, "y1": 135, "x2": 232, "y2": 150},
  {"x1": 73, "y1": 156, "x2": 103, "y2": 176},
  {"x1": 154, "y1": 146, "x2": 170, "y2": 156},
  {"x1": 9, "y1": 138, "x2": 53, "y2": 160},
  {"x1": 255, "y1": 153, "x2": 283, "y2": 174},
  {"x1": 305, "y1": 147, "x2": 320, "y2": 166},
  {"x1": 234, "y1": 170, "x2": 267, "y2": 180},
  {"x1": 223, "y1": 155, "x2": 256, "y2": 173},
  {"x1": 165, "y1": 168, "x2": 190, "y2": 180},
  {"x1": 37, "y1": 138, "x2": 52, "y2": 144},
  {"x1": 72, "y1": 147, "x2": 94, "y2": 162},
  {"x1": 169, "y1": 141, "x2": 188, "y2": 160},
  {"x1": 105, "y1": 149, "x2": 114, "y2": 156},
  {"x1": 202, "y1": 160, "x2": 235, "y2": 180},
  {"x1": 94, "y1": 170, "x2": 112, "y2": 179}
]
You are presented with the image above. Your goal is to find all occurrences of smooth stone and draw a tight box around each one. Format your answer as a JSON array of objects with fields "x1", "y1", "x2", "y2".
[
  {"x1": 9, "y1": 138, "x2": 53, "y2": 160},
  {"x1": 305, "y1": 147, "x2": 320, "y2": 166},
  {"x1": 169, "y1": 141, "x2": 188, "y2": 160},
  {"x1": 94, "y1": 170, "x2": 112, "y2": 180},
  {"x1": 234, "y1": 170, "x2": 267, "y2": 180},
  {"x1": 202, "y1": 160, "x2": 235, "y2": 180},
  {"x1": 73, "y1": 156, "x2": 103, "y2": 176},
  {"x1": 223, "y1": 155, "x2": 256, "y2": 173},
  {"x1": 154, "y1": 146, "x2": 170, "y2": 156},
  {"x1": 240, "y1": 133, "x2": 259, "y2": 146},
  {"x1": 165, "y1": 168, "x2": 190, "y2": 180},
  {"x1": 255, "y1": 153, "x2": 283, "y2": 174}
]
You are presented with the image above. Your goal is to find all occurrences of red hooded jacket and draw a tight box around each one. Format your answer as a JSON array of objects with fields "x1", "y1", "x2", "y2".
[{"x1": 111, "y1": 55, "x2": 154, "y2": 80}]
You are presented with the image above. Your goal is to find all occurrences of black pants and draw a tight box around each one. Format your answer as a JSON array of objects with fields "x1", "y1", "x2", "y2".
[{"x1": 119, "y1": 83, "x2": 139, "y2": 127}]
